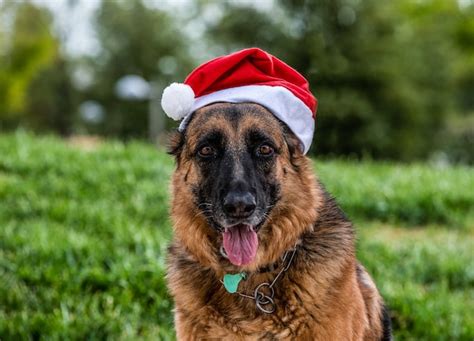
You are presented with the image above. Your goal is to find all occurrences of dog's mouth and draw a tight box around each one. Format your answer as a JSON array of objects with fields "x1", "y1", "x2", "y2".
[{"x1": 222, "y1": 223, "x2": 258, "y2": 266}]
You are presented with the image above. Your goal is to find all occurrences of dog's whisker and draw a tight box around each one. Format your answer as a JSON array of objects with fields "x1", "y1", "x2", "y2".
[
  {"x1": 193, "y1": 211, "x2": 209, "y2": 219},
  {"x1": 192, "y1": 212, "x2": 204, "y2": 219},
  {"x1": 198, "y1": 203, "x2": 214, "y2": 208},
  {"x1": 191, "y1": 207, "x2": 215, "y2": 221}
]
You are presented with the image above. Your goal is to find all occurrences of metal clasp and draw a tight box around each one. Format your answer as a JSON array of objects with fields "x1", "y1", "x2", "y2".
[{"x1": 254, "y1": 282, "x2": 275, "y2": 314}]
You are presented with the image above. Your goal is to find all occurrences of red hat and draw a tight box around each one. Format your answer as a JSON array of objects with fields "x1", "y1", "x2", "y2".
[{"x1": 161, "y1": 48, "x2": 317, "y2": 153}]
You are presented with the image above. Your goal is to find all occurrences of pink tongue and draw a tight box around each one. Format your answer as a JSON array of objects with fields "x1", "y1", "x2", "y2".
[{"x1": 223, "y1": 225, "x2": 258, "y2": 266}]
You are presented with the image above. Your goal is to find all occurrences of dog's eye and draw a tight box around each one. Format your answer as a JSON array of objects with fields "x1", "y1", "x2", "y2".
[
  {"x1": 257, "y1": 144, "x2": 274, "y2": 156},
  {"x1": 198, "y1": 146, "x2": 215, "y2": 157}
]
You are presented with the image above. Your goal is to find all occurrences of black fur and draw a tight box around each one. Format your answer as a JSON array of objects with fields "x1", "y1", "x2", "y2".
[
  {"x1": 381, "y1": 304, "x2": 393, "y2": 341},
  {"x1": 191, "y1": 108, "x2": 282, "y2": 232}
]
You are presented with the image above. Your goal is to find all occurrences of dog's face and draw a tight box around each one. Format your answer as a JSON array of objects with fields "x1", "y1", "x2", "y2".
[
  {"x1": 169, "y1": 103, "x2": 319, "y2": 270},
  {"x1": 188, "y1": 104, "x2": 282, "y2": 230}
]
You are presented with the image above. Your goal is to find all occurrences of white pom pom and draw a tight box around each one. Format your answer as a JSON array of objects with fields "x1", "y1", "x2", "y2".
[{"x1": 161, "y1": 83, "x2": 195, "y2": 120}]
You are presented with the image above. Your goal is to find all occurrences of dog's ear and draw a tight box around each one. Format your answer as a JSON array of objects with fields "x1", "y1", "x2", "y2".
[
  {"x1": 283, "y1": 126, "x2": 305, "y2": 169},
  {"x1": 167, "y1": 130, "x2": 185, "y2": 158}
]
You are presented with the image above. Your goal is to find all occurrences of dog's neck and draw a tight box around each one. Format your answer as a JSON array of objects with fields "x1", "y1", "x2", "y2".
[{"x1": 220, "y1": 244, "x2": 300, "y2": 314}]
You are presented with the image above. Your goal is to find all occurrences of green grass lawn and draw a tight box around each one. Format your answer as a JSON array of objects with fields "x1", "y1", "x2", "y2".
[{"x1": 0, "y1": 132, "x2": 473, "y2": 340}]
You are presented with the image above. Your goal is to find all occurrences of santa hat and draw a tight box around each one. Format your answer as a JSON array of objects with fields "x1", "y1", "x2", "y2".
[{"x1": 161, "y1": 48, "x2": 317, "y2": 154}]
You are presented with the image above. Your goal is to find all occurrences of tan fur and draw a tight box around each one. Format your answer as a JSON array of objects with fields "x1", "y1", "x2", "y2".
[{"x1": 167, "y1": 103, "x2": 387, "y2": 340}]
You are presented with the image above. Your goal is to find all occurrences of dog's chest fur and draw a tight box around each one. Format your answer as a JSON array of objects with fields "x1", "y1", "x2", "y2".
[
  {"x1": 167, "y1": 197, "x2": 384, "y2": 340},
  {"x1": 169, "y1": 257, "x2": 365, "y2": 340}
]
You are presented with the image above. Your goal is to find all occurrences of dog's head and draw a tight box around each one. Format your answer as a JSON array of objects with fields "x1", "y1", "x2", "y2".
[{"x1": 169, "y1": 103, "x2": 320, "y2": 271}]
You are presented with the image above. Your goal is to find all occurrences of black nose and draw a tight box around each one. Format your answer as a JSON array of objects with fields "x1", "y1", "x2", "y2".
[{"x1": 223, "y1": 192, "x2": 256, "y2": 218}]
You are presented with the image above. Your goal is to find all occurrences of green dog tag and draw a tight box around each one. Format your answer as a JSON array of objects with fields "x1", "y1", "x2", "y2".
[{"x1": 223, "y1": 273, "x2": 246, "y2": 293}]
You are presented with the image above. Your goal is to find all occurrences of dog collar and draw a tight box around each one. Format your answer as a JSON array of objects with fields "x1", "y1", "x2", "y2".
[{"x1": 220, "y1": 246, "x2": 297, "y2": 314}]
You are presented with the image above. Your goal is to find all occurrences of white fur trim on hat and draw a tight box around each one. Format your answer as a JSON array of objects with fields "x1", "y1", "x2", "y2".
[
  {"x1": 161, "y1": 83, "x2": 195, "y2": 120},
  {"x1": 178, "y1": 85, "x2": 315, "y2": 154}
]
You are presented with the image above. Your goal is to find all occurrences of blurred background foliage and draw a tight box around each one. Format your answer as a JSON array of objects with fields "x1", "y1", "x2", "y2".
[{"x1": 0, "y1": 0, "x2": 473, "y2": 162}]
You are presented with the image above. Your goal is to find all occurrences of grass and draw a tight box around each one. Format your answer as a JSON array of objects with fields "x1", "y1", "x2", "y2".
[
  {"x1": 0, "y1": 131, "x2": 472, "y2": 340},
  {"x1": 357, "y1": 224, "x2": 473, "y2": 339},
  {"x1": 315, "y1": 159, "x2": 474, "y2": 228}
]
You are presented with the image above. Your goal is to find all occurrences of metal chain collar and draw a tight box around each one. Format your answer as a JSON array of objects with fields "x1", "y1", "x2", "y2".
[{"x1": 220, "y1": 247, "x2": 297, "y2": 314}]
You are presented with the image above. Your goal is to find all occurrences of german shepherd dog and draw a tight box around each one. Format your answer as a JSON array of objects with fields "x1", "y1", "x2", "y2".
[{"x1": 167, "y1": 102, "x2": 392, "y2": 340}]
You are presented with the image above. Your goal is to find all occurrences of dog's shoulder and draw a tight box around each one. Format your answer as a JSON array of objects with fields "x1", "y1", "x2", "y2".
[
  {"x1": 300, "y1": 185, "x2": 355, "y2": 262},
  {"x1": 300, "y1": 184, "x2": 393, "y2": 340}
]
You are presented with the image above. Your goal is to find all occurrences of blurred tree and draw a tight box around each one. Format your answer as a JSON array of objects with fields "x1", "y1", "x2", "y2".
[
  {"x1": 85, "y1": 0, "x2": 193, "y2": 139},
  {"x1": 206, "y1": 0, "x2": 463, "y2": 161},
  {"x1": 24, "y1": 57, "x2": 76, "y2": 136},
  {"x1": 0, "y1": 2, "x2": 58, "y2": 129},
  {"x1": 450, "y1": 2, "x2": 474, "y2": 163},
  {"x1": 0, "y1": 0, "x2": 470, "y2": 163}
]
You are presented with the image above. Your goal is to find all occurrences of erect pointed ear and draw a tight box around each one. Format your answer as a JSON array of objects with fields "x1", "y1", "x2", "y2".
[{"x1": 167, "y1": 130, "x2": 185, "y2": 159}]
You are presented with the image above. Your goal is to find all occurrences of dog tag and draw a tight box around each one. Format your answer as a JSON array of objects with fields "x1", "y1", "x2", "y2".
[{"x1": 223, "y1": 273, "x2": 246, "y2": 293}]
